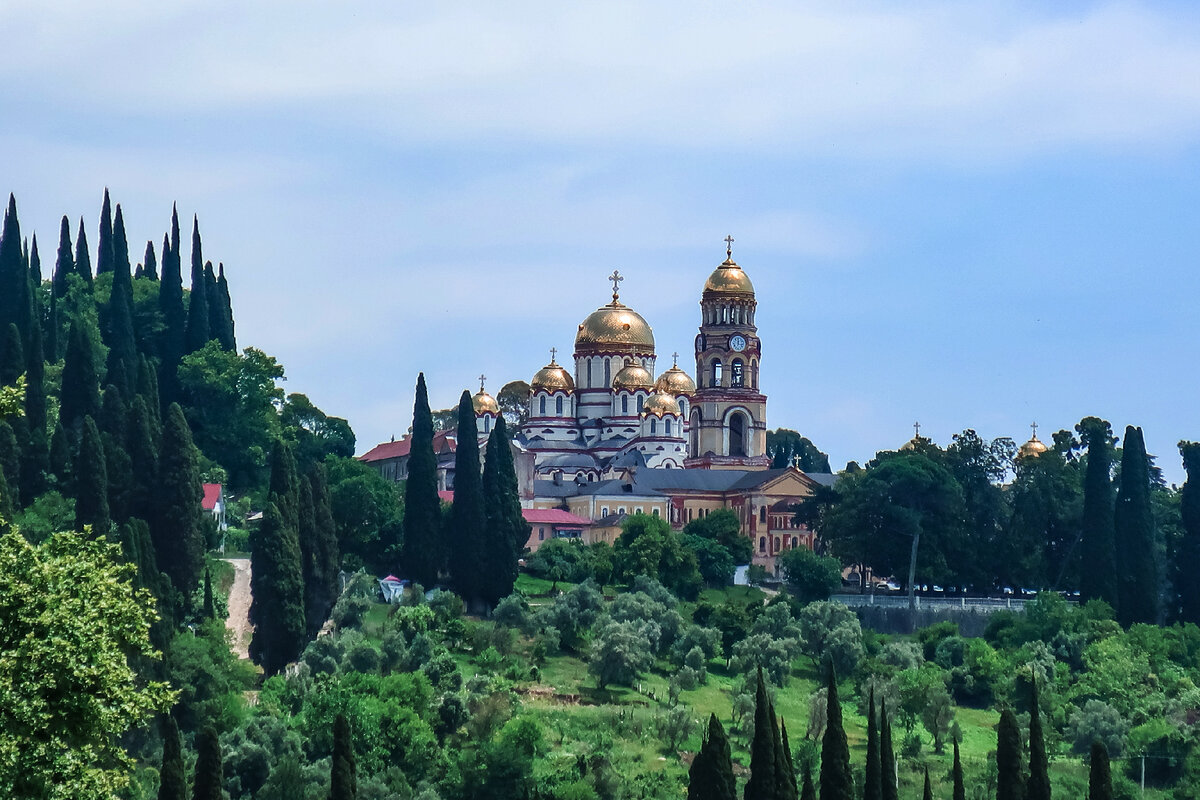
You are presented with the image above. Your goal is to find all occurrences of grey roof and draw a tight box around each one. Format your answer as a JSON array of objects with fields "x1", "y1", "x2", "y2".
[
  {"x1": 805, "y1": 472, "x2": 839, "y2": 487},
  {"x1": 574, "y1": 478, "x2": 666, "y2": 498},
  {"x1": 533, "y1": 480, "x2": 583, "y2": 498},
  {"x1": 536, "y1": 453, "x2": 600, "y2": 468},
  {"x1": 594, "y1": 512, "x2": 629, "y2": 526}
]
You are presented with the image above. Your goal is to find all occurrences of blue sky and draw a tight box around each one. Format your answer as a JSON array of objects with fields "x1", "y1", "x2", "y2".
[{"x1": 4, "y1": 1, "x2": 1200, "y2": 482}]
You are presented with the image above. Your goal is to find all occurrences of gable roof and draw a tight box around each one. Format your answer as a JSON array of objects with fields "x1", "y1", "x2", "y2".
[
  {"x1": 522, "y1": 508, "x2": 592, "y2": 527},
  {"x1": 359, "y1": 430, "x2": 457, "y2": 463},
  {"x1": 201, "y1": 483, "x2": 222, "y2": 511}
]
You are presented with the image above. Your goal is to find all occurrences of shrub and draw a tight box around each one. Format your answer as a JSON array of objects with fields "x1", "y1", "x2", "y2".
[
  {"x1": 1067, "y1": 699, "x2": 1129, "y2": 757},
  {"x1": 776, "y1": 546, "x2": 842, "y2": 602}
]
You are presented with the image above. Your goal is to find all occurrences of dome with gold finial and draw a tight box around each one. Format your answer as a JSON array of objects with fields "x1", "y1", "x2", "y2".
[
  {"x1": 643, "y1": 391, "x2": 682, "y2": 418},
  {"x1": 612, "y1": 358, "x2": 654, "y2": 391},
  {"x1": 575, "y1": 270, "x2": 655, "y2": 354},
  {"x1": 900, "y1": 422, "x2": 929, "y2": 452},
  {"x1": 1018, "y1": 424, "x2": 1048, "y2": 459},
  {"x1": 471, "y1": 375, "x2": 499, "y2": 415},
  {"x1": 704, "y1": 258, "x2": 755, "y2": 296},
  {"x1": 531, "y1": 356, "x2": 574, "y2": 393},
  {"x1": 654, "y1": 364, "x2": 697, "y2": 396}
]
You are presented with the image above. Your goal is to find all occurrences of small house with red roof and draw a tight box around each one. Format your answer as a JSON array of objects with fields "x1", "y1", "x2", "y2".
[
  {"x1": 522, "y1": 508, "x2": 592, "y2": 553},
  {"x1": 201, "y1": 483, "x2": 227, "y2": 532}
]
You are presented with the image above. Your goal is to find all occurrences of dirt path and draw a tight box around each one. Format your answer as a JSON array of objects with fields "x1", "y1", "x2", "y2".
[{"x1": 223, "y1": 558, "x2": 253, "y2": 659}]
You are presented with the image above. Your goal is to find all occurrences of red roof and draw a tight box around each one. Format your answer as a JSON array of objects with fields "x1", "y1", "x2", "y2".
[
  {"x1": 360, "y1": 431, "x2": 457, "y2": 463},
  {"x1": 522, "y1": 508, "x2": 592, "y2": 527},
  {"x1": 438, "y1": 490, "x2": 455, "y2": 504},
  {"x1": 201, "y1": 483, "x2": 222, "y2": 511}
]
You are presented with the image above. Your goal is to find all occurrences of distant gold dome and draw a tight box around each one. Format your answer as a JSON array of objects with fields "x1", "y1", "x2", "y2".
[
  {"x1": 654, "y1": 366, "x2": 696, "y2": 396},
  {"x1": 704, "y1": 258, "x2": 755, "y2": 296},
  {"x1": 612, "y1": 359, "x2": 654, "y2": 391},
  {"x1": 1018, "y1": 434, "x2": 1048, "y2": 459},
  {"x1": 531, "y1": 360, "x2": 574, "y2": 392},
  {"x1": 900, "y1": 436, "x2": 930, "y2": 452},
  {"x1": 472, "y1": 389, "x2": 499, "y2": 415},
  {"x1": 643, "y1": 391, "x2": 682, "y2": 418},
  {"x1": 575, "y1": 301, "x2": 655, "y2": 353}
]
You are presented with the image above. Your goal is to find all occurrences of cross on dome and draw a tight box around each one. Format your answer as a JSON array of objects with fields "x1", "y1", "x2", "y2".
[
  {"x1": 478, "y1": 374, "x2": 487, "y2": 392},
  {"x1": 1030, "y1": 421, "x2": 1039, "y2": 438},
  {"x1": 672, "y1": 352, "x2": 679, "y2": 368},
  {"x1": 608, "y1": 270, "x2": 624, "y2": 303},
  {"x1": 724, "y1": 235, "x2": 735, "y2": 259},
  {"x1": 549, "y1": 347, "x2": 557, "y2": 364}
]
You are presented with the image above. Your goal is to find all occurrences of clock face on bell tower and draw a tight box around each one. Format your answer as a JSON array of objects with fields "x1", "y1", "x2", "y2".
[{"x1": 684, "y1": 239, "x2": 770, "y2": 471}]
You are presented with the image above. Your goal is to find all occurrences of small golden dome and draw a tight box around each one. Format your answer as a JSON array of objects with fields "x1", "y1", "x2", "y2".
[
  {"x1": 472, "y1": 390, "x2": 499, "y2": 415},
  {"x1": 643, "y1": 391, "x2": 681, "y2": 418},
  {"x1": 900, "y1": 436, "x2": 929, "y2": 452},
  {"x1": 575, "y1": 301, "x2": 655, "y2": 353},
  {"x1": 1019, "y1": 434, "x2": 1048, "y2": 459},
  {"x1": 703, "y1": 259, "x2": 755, "y2": 296},
  {"x1": 654, "y1": 366, "x2": 696, "y2": 395},
  {"x1": 612, "y1": 359, "x2": 654, "y2": 391},
  {"x1": 531, "y1": 360, "x2": 574, "y2": 392}
]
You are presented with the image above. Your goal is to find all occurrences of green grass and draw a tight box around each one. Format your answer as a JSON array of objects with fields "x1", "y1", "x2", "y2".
[{"x1": 208, "y1": 556, "x2": 235, "y2": 597}]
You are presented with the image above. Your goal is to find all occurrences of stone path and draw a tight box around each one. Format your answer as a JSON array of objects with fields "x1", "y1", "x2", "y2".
[{"x1": 223, "y1": 558, "x2": 253, "y2": 659}]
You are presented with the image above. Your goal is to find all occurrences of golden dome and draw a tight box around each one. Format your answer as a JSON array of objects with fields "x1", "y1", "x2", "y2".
[
  {"x1": 472, "y1": 389, "x2": 499, "y2": 415},
  {"x1": 654, "y1": 366, "x2": 696, "y2": 395},
  {"x1": 900, "y1": 436, "x2": 930, "y2": 452},
  {"x1": 643, "y1": 391, "x2": 681, "y2": 418},
  {"x1": 531, "y1": 360, "x2": 574, "y2": 392},
  {"x1": 1019, "y1": 434, "x2": 1048, "y2": 459},
  {"x1": 575, "y1": 301, "x2": 655, "y2": 353},
  {"x1": 703, "y1": 258, "x2": 755, "y2": 296},
  {"x1": 612, "y1": 359, "x2": 654, "y2": 391}
]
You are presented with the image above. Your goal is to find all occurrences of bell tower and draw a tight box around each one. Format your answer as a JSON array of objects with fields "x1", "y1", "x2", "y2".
[{"x1": 684, "y1": 238, "x2": 770, "y2": 470}]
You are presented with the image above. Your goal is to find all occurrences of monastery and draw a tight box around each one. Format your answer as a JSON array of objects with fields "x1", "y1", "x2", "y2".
[{"x1": 361, "y1": 243, "x2": 834, "y2": 569}]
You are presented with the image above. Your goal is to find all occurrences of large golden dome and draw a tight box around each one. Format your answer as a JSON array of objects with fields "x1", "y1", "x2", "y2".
[
  {"x1": 472, "y1": 389, "x2": 499, "y2": 415},
  {"x1": 531, "y1": 360, "x2": 574, "y2": 392},
  {"x1": 1018, "y1": 433, "x2": 1048, "y2": 459},
  {"x1": 612, "y1": 359, "x2": 654, "y2": 391},
  {"x1": 704, "y1": 258, "x2": 755, "y2": 295},
  {"x1": 643, "y1": 391, "x2": 682, "y2": 418},
  {"x1": 654, "y1": 366, "x2": 696, "y2": 395},
  {"x1": 575, "y1": 301, "x2": 655, "y2": 353}
]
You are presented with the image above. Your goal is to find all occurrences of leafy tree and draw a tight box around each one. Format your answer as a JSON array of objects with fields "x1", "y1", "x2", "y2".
[
  {"x1": 614, "y1": 512, "x2": 702, "y2": 600},
  {"x1": 402, "y1": 373, "x2": 445, "y2": 585},
  {"x1": 1177, "y1": 443, "x2": 1200, "y2": 625},
  {"x1": 744, "y1": 668, "x2": 779, "y2": 800},
  {"x1": 249, "y1": 501, "x2": 306, "y2": 675},
  {"x1": 766, "y1": 428, "x2": 831, "y2": 472},
  {"x1": 326, "y1": 455, "x2": 403, "y2": 573},
  {"x1": 996, "y1": 708, "x2": 1024, "y2": 800},
  {"x1": 1078, "y1": 417, "x2": 1118, "y2": 608},
  {"x1": 1089, "y1": 740, "x2": 1113, "y2": 800},
  {"x1": 684, "y1": 532, "x2": 737, "y2": 586},
  {"x1": 796, "y1": 601, "x2": 864, "y2": 677},
  {"x1": 481, "y1": 415, "x2": 526, "y2": 604},
  {"x1": 777, "y1": 546, "x2": 842, "y2": 602},
  {"x1": 1002, "y1": 441, "x2": 1082, "y2": 590},
  {"x1": 0, "y1": 528, "x2": 173, "y2": 798},
  {"x1": 74, "y1": 416, "x2": 110, "y2": 535},
  {"x1": 152, "y1": 404, "x2": 205, "y2": 599},
  {"x1": 589, "y1": 618, "x2": 657, "y2": 688},
  {"x1": 157, "y1": 715, "x2": 186, "y2": 800},
  {"x1": 281, "y1": 392, "x2": 354, "y2": 468},
  {"x1": 331, "y1": 713, "x2": 357, "y2": 800},
  {"x1": 819, "y1": 665, "x2": 853, "y2": 800},
  {"x1": 689, "y1": 713, "x2": 736, "y2": 800},
  {"x1": 683, "y1": 507, "x2": 753, "y2": 565},
  {"x1": 864, "y1": 689, "x2": 881, "y2": 800},
  {"x1": 162, "y1": 618, "x2": 254, "y2": 733},
  {"x1": 1115, "y1": 426, "x2": 1161, "y2": 625},
  {"x1": 184, "y1": 216, "x2": 211, "y2": 354},
  {"x1": 497, "y1": 379, "x2": 530, "y2": 427}
]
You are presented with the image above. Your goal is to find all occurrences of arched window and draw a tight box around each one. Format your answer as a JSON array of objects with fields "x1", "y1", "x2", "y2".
[
  {"x1": 760, "y1": 507, "x2": 767, "y2": 523},
  {"x1": 621, "y1": 395, "x2": 629, "y2": 414},
  {"x1": 604, "y1": 358, "x2": 611, "y2": 387},
  {"x1": 690, "y1": 409, "x2": 702, "y2": 455},
  {"x1": 636, "y1": 395, "x2": 644, "y2": 413},
  {"x1": 751, "y1": 360, "x2": 758, "y2": 390},
  {"x1": 589, "y1": 358, "x2": 597, "y2": 388},
  {"x1": 678, "y1": 398, "x2": 688, "y2": 418},
  {"x1": 665, "y1": 418, "x2": 672, "y2": 436},
  {"x1": 555, "y1": 396, "x2": 563, "y2": 416},
  {"x1": 759, "y1": 536, "x2": 766, "y2": 552},
  {"x1": 483, "y1": 416, "x2": 491, "y2": 433},
  {"x1": 650, "y1": 418, "x2": 657, "y2": 434},
  {"x1": 711, "y1": 360, "x2": 723, "y2": 387},
  {"x1": 731, "y1": 359, "x2": 745, "y2": 388},
  {"x1": 729, "y1": 413, "x2": 747, "y2": 457},
  {"x1": 539, "y1": 396, "x2": 547, "y2": 415}
]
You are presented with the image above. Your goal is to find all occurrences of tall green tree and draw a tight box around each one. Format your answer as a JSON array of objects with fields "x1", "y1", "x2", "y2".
[
  {"x1": 1114, "y1": 426, "x2": 1161, "y2": 625},
  {"x1": 74, "y1": 217, "x2": 93, "y2": 290},
  {"x1": 879, "y1": 698, "x2": 898, "y2": 800},
  {"x1": 60, "y1": 317, "x2": 101, "y2": 431},
  {"x1": 864, "y1": 689, "x2": 882, "y2": 800},
  {"x1": 248, "y1": 500, "x2": 306, "y2": 675},
  {"x1": 52, "y1": 215, "x2": 74, "y2": 299},
  {"x1": 744, "y1": 667, "x2": 778, "y2": 800},
  {"x1": 99, "y1": 386, "x2": 133, "y2": 522},
  {"x1": 952, "y1": 737, "x2": 965, "y2": 800},
  {"x1": 689, "y1": 713, "x2": 736, "y2": 800},
  {"x1": 157, "y1": 715, "x2": 186, "y2": 800},
  {"x1": 481, "y1": 415, "x2": 526, "y2": 604},
  {"x1": 268, "y1": 437, "x2": 300, "y2": 532},
  {"x1": 331, "y1": 713, "x2": 357, "y2": 800},
  {"x1": 0, "y1": 421, "x2": 19, "y2": 509},
  {"x1": 0, "y1": 196, "x2": 27, "y2": 341},
  {"x1": 801, "y1": 766, "x2": 816, "y2": 800},
  {"x1": 1077, "y1": 417, "x2": 1118, "y2": 608},
  {"x1": 158, "y1": 207, "x2": 185, "y2": 408},
  {"x1": 1177, "y1": 441, "x2": 1200, "y2": 624},
  {"x1": 191, "y1": 728, "x2": 222, "y2": 800},
  {"x1": 819, "y1": 665, "x2": 853, "y2": 800},
  {"x1": 49, "y1": 420, "x2": 70, "y2": 489},
  {"x1": 184, "y1": 217, "x2": 210, "y2": 354},
  {"x1": 96, "y1": 189, "x2": 114, "y2": 276},
  {"x1": 996, "y1": 709, "x2": 1024, "y2": 800},
  {"x1": 103, "y1": 207, "x2": 138, "y2": 399},
  {"x1": 140, "y1": 239, "x2": 158, "y2": 280},
  {"x1": 1026, "y1": 678, "x2": 1051, "y2": 800},
  {"x1": 921, "y1": 767, "x2": 932, "y2": 800},
  {"x1": 448, "y1": 390, "x2": 487, "y2": 605},
  {"x1": 152, "y1": 404, "x2": 205, "y2": 599},
  {"x1": 779, "y1": 718, "x2": 799, "y2": 800},
  {"x1": 300, "y1": 464, "x2": 339, "y2": 636},
  {"x1": 126, "y1": 396, "x2": 159, "y2": 513},
  {"x1": 111, "y1": 204, "x2": 131, "y2": 280},
  {"x1": 74, "y1": 416, "x2": 111, "y2": 536},
  {"x1": 0, "y1": 324, "x2": 21, "y2": 387},
  {"x1": 216, "y1": 262, "x2": 235, "y2": 350},
  {"x1": 1088, "y1": 740, "x2": 1113, "y2": 800},
  {"x1": 402, "y1": 373, "x2": 445, "y2": 585}
]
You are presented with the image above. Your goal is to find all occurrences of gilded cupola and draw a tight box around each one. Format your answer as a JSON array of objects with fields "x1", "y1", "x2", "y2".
[
  {"x1": 574, "y1": 271, "x2": 655, "y2": 354},
  {"x1": 531, "y1": 352, "x2": 575, "y2": 393},
  {"x1": 612, "y1": 358, "x2": 654, "y2": 391}
]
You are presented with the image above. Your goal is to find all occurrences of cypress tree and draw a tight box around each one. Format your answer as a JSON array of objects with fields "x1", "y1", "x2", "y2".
[
  {"x1": 864, "y1": 689, "x2": 882, "y2": 800},
  {"x1": 1026, "y1": 678, "x2": 1051, "y2": 800},
  {"x1": 216, "y1": 263, "x2": 235, "y2": 350},
  {"x1": 52, "y1": 215, "x2": 73, "y2": 299},
  {"x1": 112, "y1": 204, "x2": 131, "y2": 280},
  {"x1": 879, "y1": 698, "x2": 898, "y2": 800},
  {"x1": 801, "y1": 766, "x2": 816, "y2": 800},
  {"x1": 96, "y1": 189, "x2": 114, "y2": 275},
  {"x1": 61, "y1": 317, "x2": 101, "y2": 431},
  {"x1": 402, "y1": 373, "x2": 445, "y2": 585},
  {"x1": 203, "y1": 566, "x2": 215, "y2": 619},
  {"x1": 268, "y1": 438, "x2": 300, "y2": 532},
  {"x1": 0, "y1": 454, "x2": 11, "y2": 519},
  {"x1": 248, "y1": 500, "x2": 306, "y2": 675},
  {"x1": 127, "y1": 395, "x2": 159, "y2": 512},
  {"x1": 1177, "y1": 442, "x2": 1200, "y2": 624},
  {"x1": 481, "y1": 415, "x2": 525, "y2": 604},
  {"x1": 158, "y1": 209, "x2": 185, "y2": 408},
  {"x1": 297, "y1": 475, "x2": 318, "y2": 631},
  {"x1": 137, "y1": 354, "x2": 162, "y2": 436},
  {"x1": 184, "y1": 216, "x2": 210, "y2": 354},
  {"x1": 0, "y1": 323, "x2": 22, "y2": 386},
  {"x1": 771, "y1": 705, "x2": 789, "y2": 800},
  {"x1": 99, "y1": 386, "x2": 133, "y2": 522},
  {"x1": 745, "y1": 667, "x2": 778, "y2": 800},
  {"x1": 152, "y1": 404, "x2": 205, "y2": 598},
  {"x1": 1088, "y1": 740, "x2": 1113, "y2": 800},
  {"x1": 1077, "y1": 417, "x2": 1118, "y2": 608},
  {"x1": 448, "y1": 390, "x2": 487, "y2": 604},
  {"x1": 996, "y1": 709, "x2": 1024, "y2": 800},
  {"x1": 1114, "y1": 426, "x2": 1161, "y2": 625},
  {"x1": 300, "y1": 466, "x2": 339, "y2": 635},
  {"x1": 157, "y1": 715, "x2": 186, "y2": 800},
  {"x1": 921, "y1": 767, "x2": 932, "y2": 800},
  {"x1": 143, "y1": 240, "x2": 158, "y2": 280},
  {"x1": 74, "y1": 217, "x2": 93, "y2": 290},
  {"x1": 19, "y1": 427, "x2": 49, "y2": 508},
  {"x1": 203, "y1": 261, "x2": 223, "y2": 348},
  {"x1": 780, "y1": 718, "x2": 799, "y2": 800},
  {"x1": 74, "y1": 416, "x2": 110, "y2": 536},
  {"x1": 23, "y1": 238, "x2": 47, "y2": 426},
  {"x1": 688, "y1": 713, "x2": 736, "y2": 800},
  {"x1": 331, "y1": 713, "x2": 357, "y2": 800},
  {"x1": 191, "y1": 727, "x2": 222, "y2": 800},
  {"x1": 819, "y1": 665, "x2": 853, "y2": 800},
  {"x1": 952, "y1": 737, "x2": 965, "y2": 800},
  {"x1": 49, "y1": 420, "x2": 70, "y2": 488},
  {"x1": 0, "y1": 196, "x2": 25, "y2": 339},
  {"x1": 104, "y1": 207, "x2": 138, "y2": 399},
  {"x1": 0, "y1": 421, "x2": 19, "y2": 504}
]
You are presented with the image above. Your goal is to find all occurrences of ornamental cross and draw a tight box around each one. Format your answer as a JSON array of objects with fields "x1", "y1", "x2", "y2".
[
  {"x1": 1031, "y1": 421, "x2": 1038, "y2": 438},
  {"x1": 549, "y1": 347, "x2": 557, "y2": 364},
  {"x1": 913, "y1": 421, "x2": 921, "y2": 438},
  {"x1": 724, "y1": 235, "x2": 735, "y2": 259},
  {"x1": 478, "y1": 374, "x2": 487, "y2": 392},
  {"x1": 672, "y1": 351, "x2": 679, "y2": 368},
  {"x1": 608, "y1": 269, "x2": 623, "y2": 302}
]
